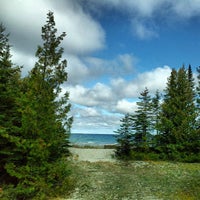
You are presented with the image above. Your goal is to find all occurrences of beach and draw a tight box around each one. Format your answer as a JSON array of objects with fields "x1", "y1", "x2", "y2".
[{"x1": 69, "y1": 147, "x2": 116, "y2": 162}]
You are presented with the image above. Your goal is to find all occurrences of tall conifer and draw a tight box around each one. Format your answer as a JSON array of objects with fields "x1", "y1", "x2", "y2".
[
  {"x1": 115, "y1": 113, "x2": 133, "y2": 158},
  {"x1": 132, "y1": 88, "x2": 152, "y2": 151},
  {"x1": 4, "y1": 12, "x2": 73, "y2": 198},
  {"x1": 158, "y1": 67, "x2": 197, "y2": 159},
  {"x1": 0, "y1": 24, "x2": 21, "y2": 183}
]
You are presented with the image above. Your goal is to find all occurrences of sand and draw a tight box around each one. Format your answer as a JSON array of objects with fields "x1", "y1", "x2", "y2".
[{"x1": 69, "y1": 147, "x2": 116, "y2": 162}]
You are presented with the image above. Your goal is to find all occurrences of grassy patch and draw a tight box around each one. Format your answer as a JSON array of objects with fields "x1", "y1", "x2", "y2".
[{"x1": 66, "y1": 161, "x2": 200, "y2": 200}]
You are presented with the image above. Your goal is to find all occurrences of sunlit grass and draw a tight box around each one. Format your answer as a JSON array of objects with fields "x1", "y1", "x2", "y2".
[{"x1": 66, "y1": 161, "x2": 200, "y2": 200}]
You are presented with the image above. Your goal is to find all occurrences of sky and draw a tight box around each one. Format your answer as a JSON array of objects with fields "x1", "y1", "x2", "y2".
[{"x1": 1, "y1": 0, "x2": 200, "y2": 134}]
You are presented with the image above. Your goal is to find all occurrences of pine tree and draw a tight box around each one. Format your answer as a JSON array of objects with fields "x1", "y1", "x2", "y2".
[
  {"x1": 115, "y1": 113, "x2": 133, "y2": 158},
  {"x1": 0, "y1": 24, "x2": 21, "y2": 184},
  {"x1": 132, "y1": 88, "x2": 152, "y2": 152}
]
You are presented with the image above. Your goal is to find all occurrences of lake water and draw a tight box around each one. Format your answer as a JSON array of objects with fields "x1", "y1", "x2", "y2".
[{"x1": 70, "y1": 133, "x2": 117, "y2": 146}]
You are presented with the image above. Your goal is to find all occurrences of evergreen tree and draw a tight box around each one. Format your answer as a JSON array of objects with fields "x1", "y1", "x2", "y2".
[
  {"x1": 115, "y1": 113, "x2": 133, "y2": 158},
  {"x1": 151, "y1": 90, "x2": 161, "y2": 135},
  {"x1": 132, "y1": 88, "x2": 152, "y2": 151},
  {"x1": 196, "y1": 66, "x2": 200, "y2": 127},
  {"x1": 158, "y1": 67, "x2": 197, "y2": 160},
  {"x1": 0, "y1": 24, "x2": 21, "y2": 184},
  {"x1": 158, "y1": 69, "x2": 177, "y2": 147},
  {"x1": 3, "y1": 12, "x2": 73, "y2": 198},
  {"x1": 188, "y1": 64, "x2": 195, "y2": 90}
]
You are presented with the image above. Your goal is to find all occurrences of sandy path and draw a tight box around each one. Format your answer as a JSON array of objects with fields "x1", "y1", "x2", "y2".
[{"x1": 69, "y1": 147, "x2": 116, "y2": 162}]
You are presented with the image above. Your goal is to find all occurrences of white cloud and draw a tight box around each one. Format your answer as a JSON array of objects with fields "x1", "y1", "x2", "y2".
[
  {"x1": 70, "y1": 105, "x2": 122, "y2": 134},
  {"x1": 116, "y1": 99, "x2": 137, "y2": 114},
  {"x1": 136, "y1": 65, "x2": 172, "y2": 93},
  {"x1": 84, "y1": 0, "x2": 200, "y2": 39},
  {"x1": 124, "y1": 0, "x2": 164, "y2": 17},
  {"x1": 81, "y1": 107, "x2": 100, "y2": 117},
  {"x1": 68, "y1": 65, "x2": 172, "y2": 110},
  {"x1": 84, "y1": 53, "x2": 136, "y2": 77},
  {"x1": 111, "y1": 66, "x2": 172, "y2": 98},
  {"x1": 0, "y1": 0, "x2": 105, "y2": 60},
  {"x1": 66, "y1": 54, "x2": 90, "y2": 84},
  {"x1": 66, "y1": 53, "x2": 136, "y2": 85},
  {"x1": 171, "y1": 0, "x2": 200, "y2": 18},
  {"x1": 131, "y1": 19, "x2": 158, "y2": 40},
  {"x1": 89, "y1": 0, "x2": 200, "y2": 18},
  {"x1": 68, "y1": 83, "x2": 115, "y2": 107},
  {"x1": 11, "y1": 48, "x2": 36, "y2": 76},
  {"x1": 53, "y1": 1, "x2": 105, "y2": 55}
]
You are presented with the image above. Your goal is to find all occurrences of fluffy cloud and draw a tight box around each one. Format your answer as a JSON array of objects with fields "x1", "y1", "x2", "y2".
[
  {"x1": 66, "y1": 54, "x2": 90, "y2": 84},
  {"x1": 52, "y1": 1, "x2": 105, "y2": 55},
  {"x1": 66, "y1": 53, "x2": 136, "y2": 85},
  {"x1": 136, "y1": 66, "x2": 172, "y2": 92},
  {"x1": 84, "y1": 54, "x2": 136, "y2": 77},
  {"x1": 0, "y1": 0, "x2": 105, "y2": 60},
  {"x1": 71, "y1": 105, "x2": 122, "y2": 133},
  {"x1": 68, "y1": 83, "x2": 115, "y2": 107},
  {"x1": 1, "y1": 0, "x2": 192, "y2": 134},
  {"x1": 116, "y1": 99, "x2": 137, "y2": 114},
  {"x1": 171, "y1": 0, "x2": 200, "y2": 18},
  {"x1": 131, "y1": 19, "x2": 158, "y2": 40},
  {"x1": 111, "y1": 66, "x2": 172, "y2": 98},
  {"x1": 68, "y1": 65, "x2": 172, "y2": 133},
  {"x1": 82, "y1": 0, "x2": 200, "y2": 39},
  {"x1": 68, "y1": 65, "x2": 172, "y2": 109},
  {"x1": 87, "y1": 0, "x2": 200, "y2": 18}
]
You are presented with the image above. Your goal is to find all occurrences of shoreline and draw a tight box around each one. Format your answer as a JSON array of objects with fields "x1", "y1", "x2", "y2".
[{"x1": 69, "y1": 144, "x2": 117, "y2": 149}]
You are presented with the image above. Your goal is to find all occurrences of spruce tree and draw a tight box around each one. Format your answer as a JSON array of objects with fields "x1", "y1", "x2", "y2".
[
  {"x1": 4, "y1": 12, "x2": 73, "y2": 198},
  {"x1": 158, "y1": 69, "x2": 177, "y2": 147},
  {"x1": 115, "y1": 113, "x2": 133, "y2": 158},
  {"x1": 0, "y1": 24, "x2": 21, "y2": 184},
  {"x1": 132, "y1": 88, "x2": 152, "y2": 152},
  {"x1": 158, "y1": 67, "x2": 197, "y2": 160},
  {"x1": 196, "y1": 66, "x2": 200, "y2": 127},
  {"x1": 151, "y1": 90, "x2": 161, "y2": 135}
]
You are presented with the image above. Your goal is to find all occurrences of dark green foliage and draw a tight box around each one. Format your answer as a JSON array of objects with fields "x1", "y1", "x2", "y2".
[
  {"x1": 0, "y1": 12, "x2": 73, "y2": 199},
  {"x1": 132, "y1": 88, "x2": 152, "y2": 152},
  {"x1": 196, "y1": 66, "x2": 200, "y2": 129},
  {"x1": 0, "y1": 24, "x2": 22, "y2": 184},
  {"x1": 157, "y1": 66, "x2": 197, "y2": 160},
  {"x1": 115, "y1": 113, "x2": 133, "y2": 158},
  {"x1": 151, "y1": 90, "x2": 161, "y2": 135},
  {"x1": 115, "y1": 66, "x2": 199, "y2": 162}
]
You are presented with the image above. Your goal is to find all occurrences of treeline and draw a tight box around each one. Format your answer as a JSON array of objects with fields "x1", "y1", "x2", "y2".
[
  {"x1": 0, "y1": 12, "x2": 73, "y2": 199},
  {"x1": 115, "y1": 66, "x2": 200, "y2": 162}
]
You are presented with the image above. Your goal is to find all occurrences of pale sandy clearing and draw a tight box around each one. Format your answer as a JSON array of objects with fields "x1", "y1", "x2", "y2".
[{"x1": 69, "y1": 147, "x2": 116, "y2": 162}]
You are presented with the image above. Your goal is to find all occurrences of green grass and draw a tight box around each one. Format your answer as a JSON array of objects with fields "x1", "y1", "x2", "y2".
[
  {"x1": 2, "y1": 160, "x2": 199, "y2": 199},
  {"x1": 66, "y1": 161, "x2": 200, "y2": 200}
]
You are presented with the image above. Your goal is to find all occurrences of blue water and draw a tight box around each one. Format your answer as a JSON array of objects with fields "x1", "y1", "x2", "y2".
[{"x1": 69, "y1": 133, "x2": 117, "y2": 146}]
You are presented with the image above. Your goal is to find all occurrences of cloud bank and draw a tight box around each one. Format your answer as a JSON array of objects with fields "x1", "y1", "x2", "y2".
[{"x1": 1, "y1": 0, "x2": 198, "y2": 133}]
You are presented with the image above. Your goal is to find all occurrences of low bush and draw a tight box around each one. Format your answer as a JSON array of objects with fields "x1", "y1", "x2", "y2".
[{"x1": 1, "y1": 159, "x2": 75, "y2": 200}]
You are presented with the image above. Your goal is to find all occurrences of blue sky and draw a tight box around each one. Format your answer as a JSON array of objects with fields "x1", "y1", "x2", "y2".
[{"x1": 1, "y1": 0, "x2": 200, "y2": 134}]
